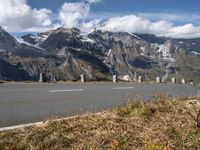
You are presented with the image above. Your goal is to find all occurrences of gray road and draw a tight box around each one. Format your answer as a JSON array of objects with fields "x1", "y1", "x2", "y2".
[{"x1": 0, "y1": 82, "x2": 198, "y2": 128}]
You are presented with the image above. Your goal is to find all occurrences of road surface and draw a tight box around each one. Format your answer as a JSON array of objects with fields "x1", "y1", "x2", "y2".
[{"x1": 0, "y1": 82, "x2": 198, "y2": 128}]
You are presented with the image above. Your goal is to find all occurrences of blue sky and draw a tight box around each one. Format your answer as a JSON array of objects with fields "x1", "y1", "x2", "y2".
[
  {"x1": 28, "y1": 0, "x2": 200, "y2": 14},
  {"x1": 0, "y1": 0, "x2": 200, "y2": 38}
]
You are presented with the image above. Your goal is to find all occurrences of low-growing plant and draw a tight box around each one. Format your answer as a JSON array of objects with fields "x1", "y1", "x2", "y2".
[
  {"x1": 1, "y1": 95, "x2": 200, "y2": 149},
  {"x1": 140, "y1": 105, "x2": 156, "y2": 120}
]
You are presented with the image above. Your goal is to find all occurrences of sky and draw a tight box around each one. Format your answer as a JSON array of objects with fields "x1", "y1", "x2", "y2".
[{"x1": 0, "y1": 0, "x2": 200, "y2": 38}]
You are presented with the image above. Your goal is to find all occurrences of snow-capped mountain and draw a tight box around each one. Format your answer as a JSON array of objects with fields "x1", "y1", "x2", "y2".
[
  {"x1": 1, "y1": 26, "x2": 200, "y2": 82},
  {"x1": 15, "y1": 34, "x2": 46, "y2": 50}
]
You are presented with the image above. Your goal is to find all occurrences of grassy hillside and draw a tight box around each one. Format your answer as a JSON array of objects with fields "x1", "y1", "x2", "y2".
[{"x1": 0, "y1": 95, "x2": 200, "y2": 150}]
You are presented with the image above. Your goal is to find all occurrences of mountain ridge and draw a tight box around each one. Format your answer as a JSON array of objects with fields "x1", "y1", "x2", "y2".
[{"x1": 1, "y1": 26, "x2": 200, "y2": 82}]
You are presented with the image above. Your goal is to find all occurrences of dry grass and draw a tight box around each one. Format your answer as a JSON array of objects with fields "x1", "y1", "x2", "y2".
[{"x1": 0, "y1": 95, "x2": 200, "y2": 150}]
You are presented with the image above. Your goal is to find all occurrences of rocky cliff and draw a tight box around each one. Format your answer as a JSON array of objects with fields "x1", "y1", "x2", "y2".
[{"x1": 1, "y1": 26, "x2": 200, "y2": 82}]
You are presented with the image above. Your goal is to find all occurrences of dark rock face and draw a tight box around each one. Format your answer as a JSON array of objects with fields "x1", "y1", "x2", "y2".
[
  {"x1": 171, "y1": 38, "x2": 200, "y2": 53},
  {"x1": 129, "y1": 57, "x2": 155, "y2": 69},
  {"x1": 0, "y1": 27, "x2": 18, "y2": 51},
  {"x1": 135, "y1": 34, "x2": 166, "y2": 44},
  {"x1": 136, "y1": 34, "x2": 200, "y2": 53},
  {"x1": 41, "y1": 28, "x2": 84, "y2": 53},
  {"x1": 0, "y1": 27, "x2": 112, "y2": 81},
  {"x1": 0, "y1": 58, "x2": 31, "y2": 81},
  {"x1": 1, "y1": 26, "x2": 200, "y2": 82},
  {"x1": 88, "y1": 30, "x2": 162, "y2": 80},
  {"x1": 21, "y1": 34, "x2": 38, "y2": 45}
]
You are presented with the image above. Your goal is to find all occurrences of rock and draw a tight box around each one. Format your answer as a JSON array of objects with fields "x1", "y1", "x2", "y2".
[{"x1": 1, "y1": 26, "x2": 200, "y2": 82}]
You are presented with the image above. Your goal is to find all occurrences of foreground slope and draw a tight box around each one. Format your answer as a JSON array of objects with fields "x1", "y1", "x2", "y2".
[{"x1": 0, "y1": 95, "x2": 200, "y2": 149}]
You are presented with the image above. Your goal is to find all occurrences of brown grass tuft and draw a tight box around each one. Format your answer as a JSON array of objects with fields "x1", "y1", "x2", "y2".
[{"x1": 0, "y1": 95, "x2": 200, "y2": 150}]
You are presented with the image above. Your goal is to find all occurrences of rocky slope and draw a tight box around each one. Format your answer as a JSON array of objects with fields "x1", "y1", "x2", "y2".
[{"x1": 0, "y1": 26, "x2": 200, "y2": 82}]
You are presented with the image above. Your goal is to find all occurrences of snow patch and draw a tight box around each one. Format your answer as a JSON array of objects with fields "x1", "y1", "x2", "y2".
[
  {"x1": 15, "y1": 36, "x2": 45, "y2": 50},
  {"x1": 179, "y1": 41, "x2": 184, "y2": 44},
  {"x1": 118, "y1": 75, "x2": 132, "y2": 81},
  {"x1": 28, "y1": 34, "x2": 49, "y2": 47},
  {"x1": 81, "y1": 37, "x2": 95, "y2": 43},
  {"x1": 80, "y1": 33, "x2": 95, "y2": 43},
  {"x1": 58, "y1": 48, "x2": 66, "y2": 56},
  {"x1": 191, "y1": 51, "x2": 200, "y2": 55},
  {"x1": 128, "y1": 32, "x2": 142, "y2": 40},
  {"x1": 122, "y1": 75, "x2": 132, "y2": 81},
  {"x1": 140, "y1": 47, "x2": 145, "y2": 51},
  {"x1": 63, "y1": 61, "x2": 68, "y2": 67},
  {"x1": 0, "y1": 49, "x2": 6, "y2": 52},
  {"x1": 15, "y1": 37, "x2": 33, "y2": 46},
  {"x1": 140, "y1": 47, "x2": 144, "y2": 50},
  {"x1": 151, "y1": 43, "x2": 175, "y2": 62},
  {"x1": 107, "y1": 49, "x2": 112, "y2": 56},
  {"x1": 31, "y1": 35, "x2": 47, "y2": 44}
]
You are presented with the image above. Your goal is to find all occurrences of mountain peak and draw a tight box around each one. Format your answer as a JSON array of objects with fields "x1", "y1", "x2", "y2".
[
  {"x1": 0, "y1": 26, "x2": 4, "y2": 31},
  {"x1": 1, "y1": 26, "x2": 200, "y2": 82},
  {"x1": 0, "y1": 26, "x2": 7, "y2": 34},
  {"x1": 51, "y1": 27, "x2": 80, "y2": 34},
  {"x1": 0, "y1": 26, "x2": 18, "y2": 51}
]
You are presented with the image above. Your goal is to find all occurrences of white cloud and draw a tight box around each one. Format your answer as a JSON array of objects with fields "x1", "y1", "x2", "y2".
[
  {"x1": 22, "y1": 23, "x2": 60, "y2": 33},
  {"x1": 85, "y1": 0, "x2": 102, "y2": 4},
  {"x1": 1, "y1": 0, "x2": 200, "y2": 39},
  {"x1": 138, "y1": 13, "x2": 185, "y2": 22},
  {"x1": 0, "y1": 0, "x2": 52, "y2": 32},
  {"x1": 59, "y1": 2, "x2": 90, "y2": 28},
  {"x1": 81, "y1": 19, "x2": 101, "y2": 32},
  {"x1": 0, "y1": 0, "x2": 102, "y2": 33},
  {"x1": 100, "y1": 15, "x2": 200, "y2": 39},
  {"x1": 58, "y1": 0, "x2": 102, "y2": 29},
  {"x1": 138, "y1": 13, "x2": 200, "y2": 24},
  {"x1": 161, "y1": 24, "x2": 200, "y2": 39},
  {"x1": 100, "y1": 15, "x2": 150, "y2": 33}
]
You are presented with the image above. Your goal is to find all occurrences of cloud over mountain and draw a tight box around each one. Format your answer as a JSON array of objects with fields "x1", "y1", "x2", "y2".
[
  {"x1": 58, "y1": 0, "x2": 102, "y2": 30},
  {"x1": 0, "y1": 0, "x2": 52, "y2": 32},
  {"x1": 100, "y1": 15, "x2": 200, "y2": 39},
  {"x1": 59, "y1": 2, "x2": 90, "y2": 28},
  {"x1": 1, "y1": 0, "x2": 200, "y2": 38},
  {"x1": 85, "y1": 0, "x2": 102, "y2": 4}
]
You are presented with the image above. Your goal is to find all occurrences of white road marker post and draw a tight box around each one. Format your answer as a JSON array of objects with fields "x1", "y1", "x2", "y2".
[
  {"x1": 156, "y1": 77, "x2": 161, "y2": 83},
  {"x1": 81, "y1": 74, "x2": 85, "y2": 83},
  {"x1": 113, "y1": 75, "x2": 118, "y2": 83},
  {"x1": 171, "y1": 77, "x2": 176, "y2": 84},
  {"x1": 181, "y1": 79, "x2": 186, "y2": 84},
  {"x1": 39, "y1": 73, "x2": 43, "y2": 83},
  {"x1": 138, "y1": 76, "x2": 142, "y2": 83}
]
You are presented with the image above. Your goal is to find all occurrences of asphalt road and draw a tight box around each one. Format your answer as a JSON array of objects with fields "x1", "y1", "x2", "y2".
[{"x1": 0, "y1": 82, "x2": 198, "y2": 128}]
